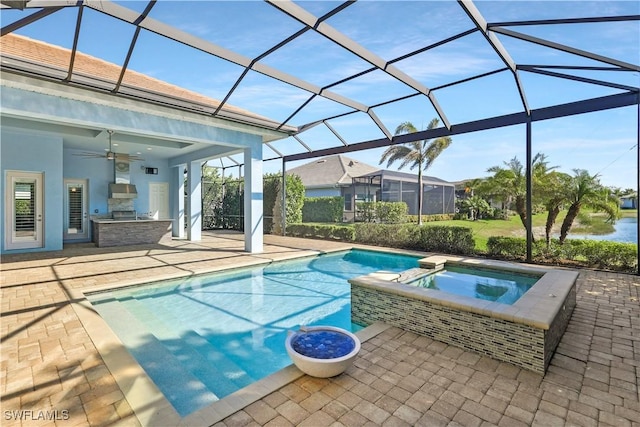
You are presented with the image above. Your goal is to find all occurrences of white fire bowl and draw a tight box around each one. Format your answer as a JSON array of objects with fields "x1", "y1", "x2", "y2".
[{"x1": 285, "y1": 326, "x2": 361, "y2": 378}]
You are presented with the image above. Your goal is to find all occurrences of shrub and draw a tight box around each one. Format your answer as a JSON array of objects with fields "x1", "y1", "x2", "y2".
[
  {"x1": 487, "y1": 236, "x2": 637, "y2": 272},
  {"x1": 263, "y1": 173, "x2": 281, "y2": 233},
  {"x1": 354, "y1": 223, "x2": 420, "y2": 248},
  {"x1": 286, "y1": 223, "x2": 355, "y2": 241},
  {"x1": 302, "y1": 197, "x2": 344, "y2": 223},
  {"x1": 273, "y1": 174, "x2": 305, "y2": 234},
  {"x1": 487, "y1": 237, "x2": 527, "y2": 260},
  {"x1": 375, "y1": 202, "x2": 407, "y2": 224},
  {"x1": 406, "y1": 214, "x2": 454, "y2": 223},
  {"x1": 418, "y1": 226, "x2": 475, "y2": 255},
  {"x1": 354, "y1": 223, "x2": 474, "y2": 255},
  {"x1": 356, "y1": 201, "x2": 376, "y2": 222}
]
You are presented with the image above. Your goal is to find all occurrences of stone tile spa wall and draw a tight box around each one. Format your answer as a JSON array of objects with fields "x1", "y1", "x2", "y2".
[{"x1": 350, "y1": 277, "x2": 576, "y2": 374}]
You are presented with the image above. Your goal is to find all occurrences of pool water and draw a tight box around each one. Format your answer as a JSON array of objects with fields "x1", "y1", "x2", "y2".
[
  {"x1": 87, "y1": 250, "x2": 418, "y2": 416},
  {"x1": 408, "y1": 266, "x2": 540, "y2": 304}
]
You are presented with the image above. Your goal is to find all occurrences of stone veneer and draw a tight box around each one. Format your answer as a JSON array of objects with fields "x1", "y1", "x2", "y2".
[
  {"x1": 91, "y1": 219, "x2": 173, "y2": 247},
  {"x1": 349, "y1": 256, "x2": 578, "y2": 374}
]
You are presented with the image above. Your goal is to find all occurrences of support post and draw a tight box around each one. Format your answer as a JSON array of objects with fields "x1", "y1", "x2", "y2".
[
  {"x1": 636, "y1": 101, "x2": 639, "y2": 275},
  {"x1": 187, "y1": 160, "x2": 202, "y2": 241},
  {"x1": 244, "y1": 143, "x2": 263, "y2": 253},
  {"x1": 172, "y1": 165, "x2": 185, "y2": 238},
  {"x1": 281, "y1": 157, "x2": 286, "y2": 236}
]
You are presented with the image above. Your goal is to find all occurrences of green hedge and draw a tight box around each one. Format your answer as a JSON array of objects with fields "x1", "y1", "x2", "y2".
[
  {"x1": 406, "y1": 214, "x2": 454, "y2": 223},
  {"x1": 356, "y1": 201, "x2": 408, "y2": 223},
  {"x1": 353, "y1": 223, "x2": 419, "y2": 248},
  {"x1": 375, "y1": 202, "x2": 408, "y2": 223},
  {"x1": 487, "y1": 236, "x2": 638, "y2": 272},
  {"x1": 302, "y1": 196, "x2": 344, "y2": 223},
  {"x1": 354, "y1": 223, "x2": 474, "y2": 255},
  {"x1": 286, "y1": 223, "x2": 355, "y2": 241}
]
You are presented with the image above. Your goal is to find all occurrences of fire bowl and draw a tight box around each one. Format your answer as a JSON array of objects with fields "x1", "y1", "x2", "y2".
[{"x1": 285, "y1": 326, "x2": 361, "y2": 378}]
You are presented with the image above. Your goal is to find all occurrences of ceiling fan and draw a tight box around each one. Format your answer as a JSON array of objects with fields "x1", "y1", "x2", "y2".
[{"x1": 74, "y1": 130, "x2": 145, "y2": 161}]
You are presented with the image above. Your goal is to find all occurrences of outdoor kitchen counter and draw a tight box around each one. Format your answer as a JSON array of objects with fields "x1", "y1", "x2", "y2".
[{"x1": 91, "y1": 218, "x2": 173, "y2": 247}]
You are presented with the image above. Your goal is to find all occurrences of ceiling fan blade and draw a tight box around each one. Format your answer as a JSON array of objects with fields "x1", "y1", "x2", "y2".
[
  {"x1": 114, "y1": 153, "x2": 145, "y2": 161},
  {"x1": 73, "y1": 152, "x2": 104, "y2": 158}
]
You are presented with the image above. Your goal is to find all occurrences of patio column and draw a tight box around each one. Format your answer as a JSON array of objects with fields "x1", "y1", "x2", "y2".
[
  {"x1": 244, "y1": 143, "x2": 263, "y2": 253},
  {"x1": 187, "y1": 160, "x2": 202, "y2": 241},
  {"x1": 172, "y1": 165, "x2": 185, "y2": 238}
]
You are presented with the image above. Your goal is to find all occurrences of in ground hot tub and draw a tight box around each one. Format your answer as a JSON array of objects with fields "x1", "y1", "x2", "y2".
[
  {"x1": 285, "y1": 326, "x2": 361, "y2": 378},
  {"x1": 349, "y1": 255, "x2": 578, "y2": 374}
]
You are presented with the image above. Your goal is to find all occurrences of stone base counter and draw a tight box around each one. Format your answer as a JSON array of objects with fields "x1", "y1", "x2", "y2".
[{"x1": 91, "y1": 218, "x2": 173, "y2": 247}]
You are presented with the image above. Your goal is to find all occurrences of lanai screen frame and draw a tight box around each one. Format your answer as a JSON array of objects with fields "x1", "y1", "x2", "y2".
[{"x1": 1, "y1": 0, "x2": 639, "y2": 271}]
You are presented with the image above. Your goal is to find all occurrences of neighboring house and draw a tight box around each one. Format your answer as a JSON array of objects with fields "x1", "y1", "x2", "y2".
[
  {"x1": 287, "y1": 155, "x2": 456, "y2": 221},
  {"x1": 353, "y1": 170, "x2": 456, "y2": 219},
  {"x1": 1, "y1": 34, "x2": 292, "y2": 254},
  {"x1": 287, "y1": 155, "x2": 378, "y2": 221},
  {"x1": 621, "y1": 193, "x2": 638, "y2": 209}
]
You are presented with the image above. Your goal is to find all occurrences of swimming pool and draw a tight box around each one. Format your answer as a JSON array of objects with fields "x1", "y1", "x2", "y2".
[
  {"x1": 407, "y1": 265, "x2": 539, "y2": 304},
  {"x1": 87, "y1": 249, "x2": 419, "y2": 416}
]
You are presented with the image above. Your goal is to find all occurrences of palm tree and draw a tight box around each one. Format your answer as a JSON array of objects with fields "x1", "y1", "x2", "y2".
[
  {"x1": 486, "y1": 156, "x2": 528, "y2": 233},
  {"x1": 559, "y1": 169, "x2": 620, "y2": 243},
  {"x1": 380, "y1": 118, "x2": 452, "y2": 225},
  {"x1": 538, "y1": 171, "x2": 572, "y2": 247},
  {"x1": 485, "y1": 153, "x2": 549, "y2": 239}
]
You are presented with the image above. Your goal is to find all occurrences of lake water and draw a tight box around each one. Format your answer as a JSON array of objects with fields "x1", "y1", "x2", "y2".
[{"x1": 569, "y1": 217, "x2": 638, "y2": 244}]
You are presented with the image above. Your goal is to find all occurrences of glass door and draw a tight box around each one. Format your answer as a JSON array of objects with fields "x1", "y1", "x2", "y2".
[
  {"x1": 64, "y1": 179, "x2": 88, "y2": 241},
  {"x1": 5, "y1": 171, "x2": 43, "y2": 250}
]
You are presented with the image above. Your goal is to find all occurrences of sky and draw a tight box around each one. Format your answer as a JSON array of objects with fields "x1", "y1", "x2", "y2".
[{"x1": 4, "y1": 0, "x2": 640, "y2": 189}]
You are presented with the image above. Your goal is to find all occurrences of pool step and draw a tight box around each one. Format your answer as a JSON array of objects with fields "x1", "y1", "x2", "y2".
[
  {"x1": 117, "y1": 297, "x2": 257, "y2": 394},
  {"x1": 92, "y1": 298, "x2": 218, "y2": 416}
]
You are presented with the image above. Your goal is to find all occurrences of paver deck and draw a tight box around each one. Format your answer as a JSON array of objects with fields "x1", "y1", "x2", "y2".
[{"x1": 1, "y1": 231, "x2": 638, "y2": 426}]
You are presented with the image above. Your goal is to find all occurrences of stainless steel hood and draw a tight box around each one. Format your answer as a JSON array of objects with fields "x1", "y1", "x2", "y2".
[
  {"x1": 109, "y1": 183, "x2": 138, "y2": 199},
  {"x1": 109, "y1": 156, "x2": 138, "y2": 199}
]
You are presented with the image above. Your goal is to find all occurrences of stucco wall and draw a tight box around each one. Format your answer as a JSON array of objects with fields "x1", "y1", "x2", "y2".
[
  {"x1": 63, "y1": 148, "x2": 172, "y2": 218},
  {"x1": 305, "y1": 188, "x2": 340, "y2": 198},
  {"x1": 1, "y1": 129, "x2": 64, "y2": 253}
]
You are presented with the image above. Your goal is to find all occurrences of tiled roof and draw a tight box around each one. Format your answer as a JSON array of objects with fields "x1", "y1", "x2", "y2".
[
  {"x1": 287, "y1": 155, "x2": 379, "y2": 188},
  {"x1": 0, "y1": 33, "x2": 273, "y2": 123}
]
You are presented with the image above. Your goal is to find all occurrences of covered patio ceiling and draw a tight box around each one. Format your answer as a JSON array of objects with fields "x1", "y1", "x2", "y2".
[{"x1": 1, "y1": 0, "x2": 638, "y2": 167}]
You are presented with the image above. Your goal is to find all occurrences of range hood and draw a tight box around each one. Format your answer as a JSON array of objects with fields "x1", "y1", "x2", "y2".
[
  {"x1": 109, "y1": 157, "x2": 138, "y2": 199},
  {"x1": 109, "y1": 183, "x2": 138, "y2": 199}
]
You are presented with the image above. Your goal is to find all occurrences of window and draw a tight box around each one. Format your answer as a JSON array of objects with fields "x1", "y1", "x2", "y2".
[{"x1": 344, "y1": 192, "x2": 352, "y2": 211}]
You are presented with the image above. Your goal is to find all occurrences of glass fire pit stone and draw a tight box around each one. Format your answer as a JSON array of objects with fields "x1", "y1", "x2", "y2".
[{"x1": 285, "y1": 326, "x2": 361, "y2": 378}]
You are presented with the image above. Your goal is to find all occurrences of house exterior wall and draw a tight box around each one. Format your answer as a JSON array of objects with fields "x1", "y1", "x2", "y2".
[
  {"x1": 304, "y1": 187, "x2": 340, "y2": 198},
  {"x1": 63, "y1": 148, "x2": 173, "y2": 221},
  {"x1": 1, "y1": 129, "x2": 64, "y2": 253},
  {"x1": 2, "y1": 73, "x2": 277, "y2": 254},
  {"x1": 621, "y1": 196, "x2": 637, "y2": 209},
  {"x1": 1, "y1": 133, "x2": 176, "y2": 254}
]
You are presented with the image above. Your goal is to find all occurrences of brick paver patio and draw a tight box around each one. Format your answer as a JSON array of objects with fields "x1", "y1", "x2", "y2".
[{"x1": 1, "y1": 232, "x2": 638, "y2": 426}]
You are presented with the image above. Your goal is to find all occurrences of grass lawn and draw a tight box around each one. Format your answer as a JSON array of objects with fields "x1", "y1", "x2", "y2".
[
  {"x1": 420, "y1": 209, "x2": 633, "y2": 251},
  {"x1": 420, "y1": 214, "x2": 543, "y2": 251}
]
